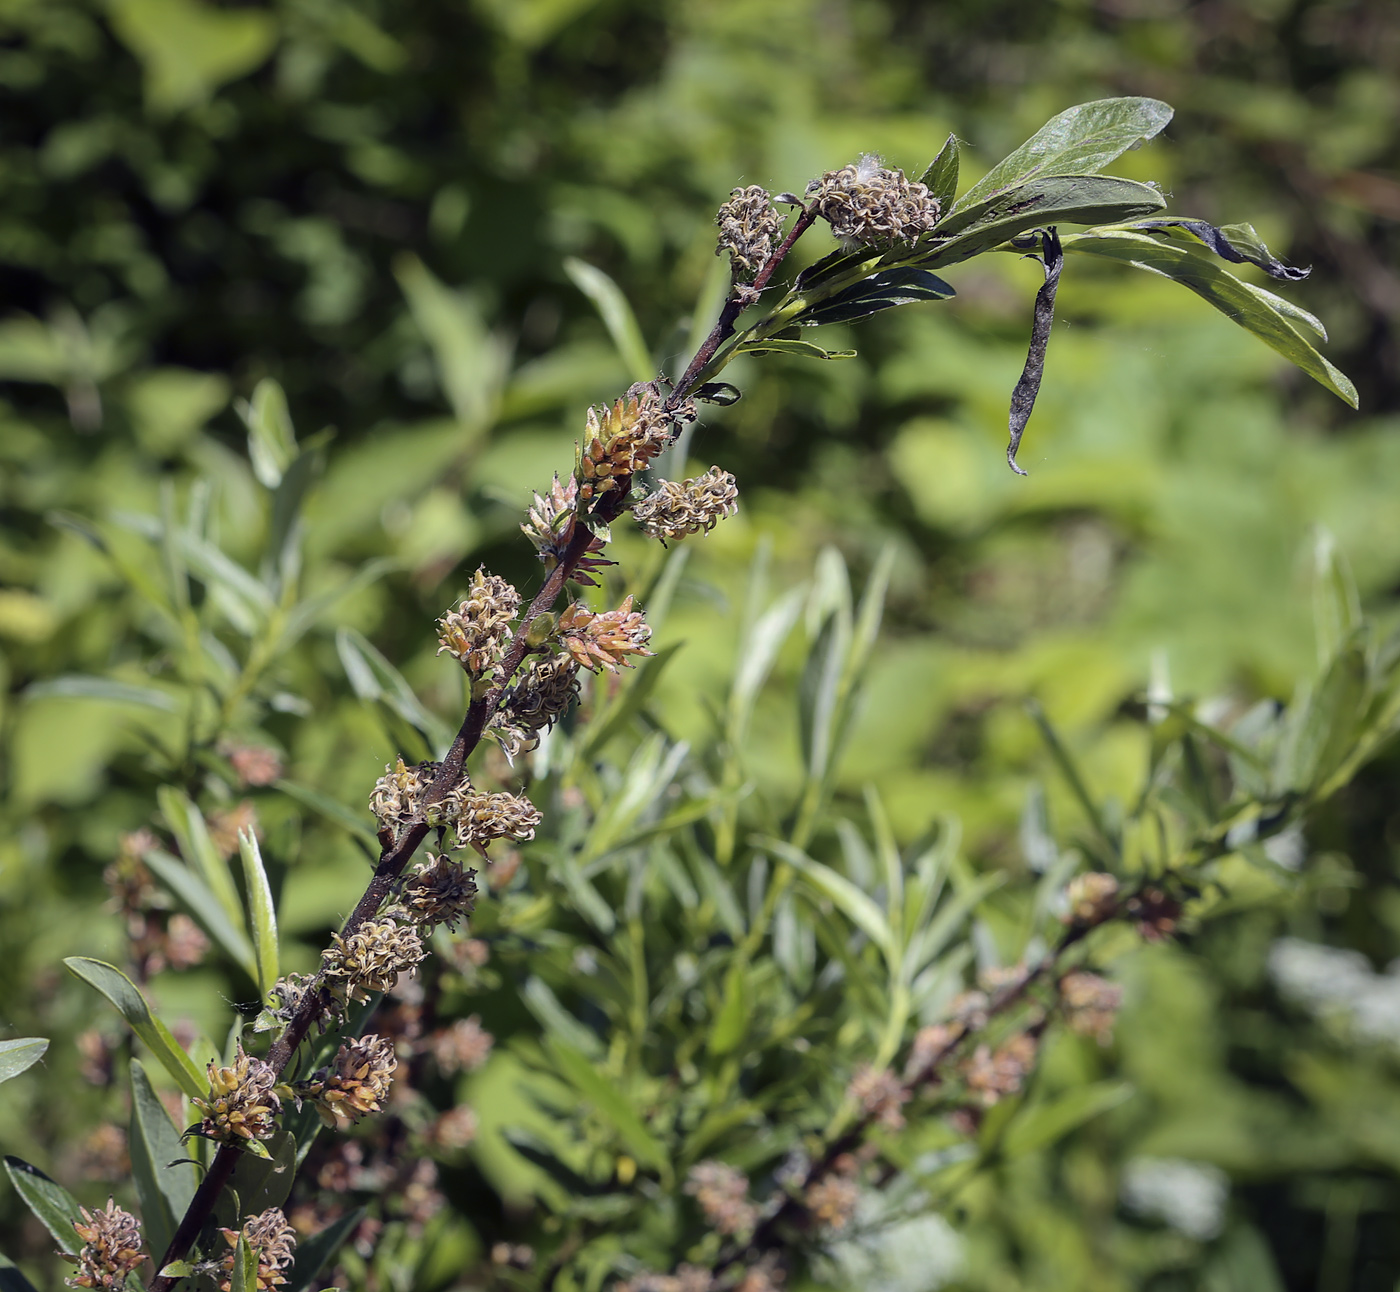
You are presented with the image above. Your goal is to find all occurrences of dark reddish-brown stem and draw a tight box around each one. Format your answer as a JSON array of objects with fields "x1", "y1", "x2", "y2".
[
  {"x1": 712, "y1": 908, "x2": 1113, "y2": 1278},
  {"x1": 667, "y1": 209, "x2": 815, "y2": 410},
  {"x1": 150, "y1": 507, "x2": 624, "y2": 1289},
  {"x1": 152, "y1": 209, "x2": 813, "y2": 1284}
]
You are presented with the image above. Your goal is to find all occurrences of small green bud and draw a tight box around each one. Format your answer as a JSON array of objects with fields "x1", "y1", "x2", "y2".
[
  {"x1": 470, "y1": 675, "x2": 495, "y2": 701},
  {"x1": 524, "y1": 613, "x2": 558, "y2": 648}
]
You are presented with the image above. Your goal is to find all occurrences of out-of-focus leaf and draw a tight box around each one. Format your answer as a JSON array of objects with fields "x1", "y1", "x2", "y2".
[
  {"x1": 1277, "y1": 635, "x2": 1370, "y2": 794},
  {"x1": 1313, "y1": 528, "x2": 1361, "y2": 666},
  {"x1": 2, "y1": 1157, "x2": 83, "y2": 1253},
  {"x1": 23, "y1": 675, "x2": 179, "y2": 711},
  {"x1": 521, "y1": 977, "x2": 604, "y2": 1058},
  {"x1": 278, "y1": 555, "x2": 398, "y2": 648},
  {"x1": 765, "y1": 838, "x2": 898, "y2": 969},
  {"x1": 239, "y1": 377, "x2": 297, "y2": 488},
  {"x1": 129, "y1": 1060, "x2": 195, "y2": 1262},
  {"x1": 1060, "y1": 225, "x2": 1357, "y2": 406},
  {"x1": 157, "y1": 787, "x2": 247, "y2": 934},
  {"x1": 1000, "y1": 1081, "x2": 1134, "y2": 1157},
  {"x1": 954, "y1": 97, "x2": 1172, "y2": 210},
  {"x1": 728, "y1": 586, "x2": 805, "y2": 745},
  {"x1": 708, "y1": 966, "x2": 750, "y2": 1057},
  {"x1": 273, "y1": 779, "x2": 379, "y2": 854},
  {"x1": 139, "y1": 848, "x2": 258, "y2": 980},
  {"x1": 238, "y1": 829, "x2": 279, "y2": 998},
  {"x1": 336, "y1": 627, "x2": 454, "y2": 753},
  {"x1": 63, "y1": 958, "x2": 207, "y2": 1097},
  {"x1": 395, "y1": 253, "x2": 509, "y2": 430},
  {"x1": 285, "y1": 1208, "x2": 365, "y2": 1292},
  {"x1": 922, "y1": 175, "x2": 1166, "y2": 271},
  {"x1": 920, "y1": 132, "x2": 961, "y2": 210},
  {"x1": 545, "y1": 1039, "x2": 669, "y2": 1176},
  {"x1": 563, "y1": 257, "x2": 654, "y2": 385},
  {"x1": 0, "y1": 1039, "x2": 47, "y2": 1085}
]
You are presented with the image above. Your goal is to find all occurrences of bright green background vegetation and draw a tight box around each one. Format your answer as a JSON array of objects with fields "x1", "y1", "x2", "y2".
[{"x1": 2, "y1": 1, "x2": 1399, "y2": 1289}]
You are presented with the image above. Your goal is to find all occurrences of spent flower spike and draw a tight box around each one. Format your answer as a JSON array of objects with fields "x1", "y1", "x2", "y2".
[
  {"x1": 559, "y1": 595, "x2": 654, "y2": 673},
  {"x1": 62, "y1": 1199, "x2": 146, "y2": 1290}
]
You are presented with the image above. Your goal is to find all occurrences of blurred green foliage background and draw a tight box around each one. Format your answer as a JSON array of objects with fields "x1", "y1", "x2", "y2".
[{"x1": 2, "y1": 0, "x2": 1399, "y2": 1289}]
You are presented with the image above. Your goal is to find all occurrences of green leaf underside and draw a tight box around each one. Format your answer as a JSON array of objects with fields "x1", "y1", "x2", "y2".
[
  {"x1": 0, "y1": 1038, "x2": 48, "y2": 1084},
  {"x1": 63, "y1": 957, "x2": 208, "y2": 1097},
  {"x1": 1060, "y1": 227, "x2": 1358, "y2": 407},
  {"x1": 917, "y1": 175, "x2": 1167, "y2": 271},
  {"x1": 3, "y1": 1157, "x2": 83, "y2": 1254},
  {"x1": 954, "y1": 97, "x2": 1173, "y2": 212}
]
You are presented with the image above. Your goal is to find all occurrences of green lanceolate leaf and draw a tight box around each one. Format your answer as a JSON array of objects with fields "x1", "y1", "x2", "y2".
[
  {"x1": 954, "y1": 97, "x2": 1172, "y2": 211},
  {"x1": 63, "y1": 957, "x2": 208, "y2": 1098},
  {"x1": 22, "y1": 674, "x2": 180, "y2": 711},
  {"x1": 239, "y1": 377, "x2": 297, "y2": 489},
  {"x1": 231, "y1": 1235, "x2": 257, "y2": 1292},
  {"x1": 764, "y1": 838, "x2": 899, "y2": 971},
  {"x1": 794, "y1": 247, "x2": 883, "y2": 294},
  {"x1": 564, "y1": 257, "x2": 654, "y2": 385},
  {"x1": 734, "y1": 336, "x2": 857, "y2": 360},
  {"x1": 284, "y1": 1208, "x2": 365, "y2": 1292},
  {"x1": 129, "y1": 1060, "x2": 196, "y2": 1263},
  {"x1": 157, "y1": 786, "x2": 247, "y2": 936},
  {"x1": 142, "y1": 847, "x2": 258, "y2": 980},
  {"x1": 237, "y1": 828, "x2": 279, "y2": 998},
  {"x1": 336, "y1": 626, "x2": 455, "y2": 753},
  {"x1": 920, "y1": 174, "x2": 1166, "y2": 271},
  {"x1": 272, "y1": 779, "x2": 380, "y2": 855},
  {"x1": 920, "y1": 133, "x2": 960, "y2": 211},
  {"x1": 1059, "y1": 226, "x2": 1358, "y2": 407},
  {"x1": 1000, "y1": 1081, "x2": 1135, "y2": 1158},
  {"x1": 545, "y1": 1038, "x2": 669, "y2": 1176},
  {"x1": 0, "y1": 1038, "x2": 47, "y2": 1085},
  {"x1": 2, "y1": 1157, "x2": 83, "y2": 1253}
]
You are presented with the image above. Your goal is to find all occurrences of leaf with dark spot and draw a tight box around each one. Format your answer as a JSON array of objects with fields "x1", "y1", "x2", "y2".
[{"x1": 1133, "y1": 218, "x2": 1311, "y2": 281}]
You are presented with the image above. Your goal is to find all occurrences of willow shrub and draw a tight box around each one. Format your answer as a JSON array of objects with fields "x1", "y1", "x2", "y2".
[{"x1": 1, "y1": 99, "x2": 1382, "y2": 1292}]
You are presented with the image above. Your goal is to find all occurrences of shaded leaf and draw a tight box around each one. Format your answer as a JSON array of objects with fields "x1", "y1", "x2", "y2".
[
  {"x1": 734, "y1": 337, "x2": 857, "y2": 360},
  {"x1": 794, "y1": 266, "x2": 956, "y2": 327},
  {"x1": 0, "y1": 1252, "x2": 40, "y2": 1292},
  {"x1": 63, "y1": 958, "x2": 207, "y2": 1098},
  {"x1": 285, "y1": 1208, "x2": 365, "y2": 1292},
  {"x1": 129, "y1": 1060, "x2": 195, "y2": 1263}
]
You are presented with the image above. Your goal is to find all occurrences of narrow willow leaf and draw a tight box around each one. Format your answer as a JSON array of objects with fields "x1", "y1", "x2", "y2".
[
  {"x1": 394, "y1": 254, "x2": 508, "y2": 430},
  {"x1": 238, "y1": 828, "x2": 279, "y2": 998},
  {"x1": 157, "y1": 787, "x2": 247, "y2": 935},
  {"x1": 864, "y1": 789, "x2": 903, "y2": 941},
  {"x1": 1059, "y1": 226, "x2": 1358, "y2": 407},
  {"x1": 920, "y1": 132, "x2": 960, "y2": 210},
  {"x1": 63, "y1": 958, "x2": 207, "y2": 1097},
  {"x1": 2, "y1": 1157, "x2": 83, "y2": 1253},
  {"x1": 708, "y1": 964, "x2": 750, "y2": 1058},
  {"x1": 545, "y1": 1038, "x2": 669, "y2": 1175},
  {"x1": 920, "y1": 174, "x2": 1166, "y2": 271},
  {"x1": 955, "y1": 97, "x2": 1172, "y2": 211},
  {"x1": 734, "y1": 337, "x2": 857, "y2": 360},
  {"x1": 521, "y1": 976, "x2": 605, "y2": 1058},
  {"x1": 336, "y1": 626, "x2": 455, "y2": 753},
  {"x1": 564, "y1": 257, "x2": 654, "y2": 385},
  {"x1": 285, "y1": 1208, "x2": 366, "y2": 1292},
  {"x1": 727, "y1": 586, "x2": 805, "y2": 745},
  {"x1": 0, "y1": 1038, "x2": 47, "y2": 1084},
  {"x1": 794, "y1": 247, "x2": 882, "y2": 293},
  {"x1": 1312, "y1": 529, "x2": 1362, "y2": 667},
  {"x1": 1278, "y1": 636, "x2": 1370, "y2": 794},
  {"x1": 1006, "y1": 228, "x2": 1063, "y2": 475},
  {"x1": 765, "y1": 838, "x2": 899, "y2": 969},
  {"x1": 129, "y1": 1060, "x2": 195, "y2": 1264},
  {"x1": 239, "y1": 377, "x2": 297, "y2": 488},
  {"x1": 273, "y1": 779, "x2": 379, "y2": 853},
  {"x1": 23, "y1": 675, "x2": 179, "y2": 711},
  {"x1": 231, "y1": 1235, "x2": 257, "y2": 1292},
  {"x1": 278, "y1": 555, "x2": 399, "y2": 649},
  {"x1": 1000, "y1": 1081, "x2": 1134, "y2": 1158},
  {"x1": 142, "y1": 848, "x2": 258, "y2": 980}
]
